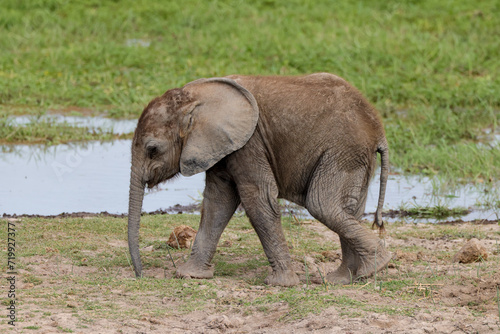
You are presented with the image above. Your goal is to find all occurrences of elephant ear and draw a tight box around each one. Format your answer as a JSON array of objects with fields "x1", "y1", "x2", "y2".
[{"x1": 179, "y1": 77, "x2": 259, "y2": 177}]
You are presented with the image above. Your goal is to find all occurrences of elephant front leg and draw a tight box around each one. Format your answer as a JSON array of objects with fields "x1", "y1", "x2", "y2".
[
  {"x1": 176, "y1": 169, "x2": 240, "y2": 279},
  {"x1": 227, "y1": 147, "x2": 299, "y2": 287},
  {"x1": 237, "y1": 183, "x2": 299, "y2": 287}
]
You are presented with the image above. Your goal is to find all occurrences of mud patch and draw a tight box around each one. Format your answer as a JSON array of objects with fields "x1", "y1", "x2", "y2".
[
  {"x1": 1, "y1": 204, "x2": 202, "y2": 219},
  {"x1": 439, "y1": 272, "x2": 500, "y2": 312}
]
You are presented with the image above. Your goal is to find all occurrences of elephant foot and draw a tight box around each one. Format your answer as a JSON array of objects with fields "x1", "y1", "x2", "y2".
[
  {"x1": 326, "y1": 265, "x2": 355, "y2": 285},
  {"x1": 176, "y1": 260, "x2": 214, "y2": 279},
  {"x1": 356, "y1": 246, "x2": 392, "y2": 279},
  {"x1": 264, "y1": 269, "x2": 299, "y2": 287}
]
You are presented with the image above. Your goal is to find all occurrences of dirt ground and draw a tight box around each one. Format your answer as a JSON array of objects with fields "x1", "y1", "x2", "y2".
[{"x1": 5, "y1": 218, "x2": 500, "y2": 334}]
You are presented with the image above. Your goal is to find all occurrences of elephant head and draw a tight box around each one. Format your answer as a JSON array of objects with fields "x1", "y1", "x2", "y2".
[{"x1": 127, "y1": 78, "x2": 259, "y2": 277}]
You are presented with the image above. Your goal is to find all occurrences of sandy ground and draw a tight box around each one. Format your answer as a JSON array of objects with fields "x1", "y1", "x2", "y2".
[{"x1": 4, "y1": 219, "x2": 500, "y2": 334}]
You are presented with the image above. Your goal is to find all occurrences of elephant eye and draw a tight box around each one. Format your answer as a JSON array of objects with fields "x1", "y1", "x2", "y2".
[{"x1": 146, "y1": 145, "x2": 159, "y2": 159}]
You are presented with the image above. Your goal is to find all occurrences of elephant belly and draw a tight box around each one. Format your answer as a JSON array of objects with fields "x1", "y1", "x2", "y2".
[{"x1": 278, "y1": 192, "x2": 307, "y2": 207}]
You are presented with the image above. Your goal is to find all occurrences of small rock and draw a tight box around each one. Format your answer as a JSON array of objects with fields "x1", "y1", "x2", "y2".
[
  {"x1": 452, "y1": 238, "x2": 488, "y2": 263},
  {"x1": 219, "y1": 240, "x2": 233, "y2": 247},
  {"x1": 207, "y1": 315, "x2": 244, "y2": 329},
  {"x1": 321, "y1": 250, "x2": 341, "y2": 262},
  {"x1": 167, "y1": 225, "x2": 197, "y2": 249},
  {"x1": 306, "y1": 320, "x2": 322, "y2": 330},
  {"x1": 141, "y1": 245, "x2": 154, "y2": 252},
  {"x1": 225, "y1": 232, "x2": 240, "y2": 241},
  {"x1": 252, "y1": 285, "x2": 265, "y2": 290},
  {"x1": 149, "y1": 318, "x2": 163, "y2": 325},
  {"x1": 233, "y1": 291, "x2": 247, "y2": 298},
  {"x1": 162, "y1": 296, "x2": 177, "y2": 304},
  {"x1": 206, "y1": 315, "x2": 229, "y2": 329},
  {"x1": 394, "y1": 250, "x2": 421, "y2": 262},
  {"x1": 216, "y1": 290, "x2": 228, "y2": 299},
  {"x1": 416, "y1": 312, "x2": 433, "y2": 322}
]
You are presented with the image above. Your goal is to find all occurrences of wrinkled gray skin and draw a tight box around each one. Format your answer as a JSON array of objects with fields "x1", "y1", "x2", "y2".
[{"x1": 128, "y1": 73, "x2": 391, "y2": 286}]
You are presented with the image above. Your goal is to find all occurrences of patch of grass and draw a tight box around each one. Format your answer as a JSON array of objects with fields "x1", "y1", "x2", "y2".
[
  {"x1": 0, "y1": 116, "x2": 132, "y2": 145},
  {"x1": 404, "y1": 205, "x2": 469, "y2": 219},
  {"x1": 251, "y1": 286, "x2": 419, "y2": 320},
  {"x1": 14, "y1": 215, "x2": 201, "y2": 272},
  {"x1": 23, "y1": 274, "x2": 43, "y2": 286},
  {"x1": 2, "y1": 0, "x2": 499, "y2": 115},
  {"x1": 339, "y1": 309, "x2": 364, "y2": 317},
  {"x1": 367, "y1": 305, "x2": 417, "y2": 317},
  {"x1": 250, "y1": 287, "x2": 349, "y2": 321},
  {"x1": 392, "y1": 223, "x2": 489, "y2": 241},
  {"x1": 387, "y1": 106, "x2": 500, "y2": 182},
  {"x1": 497, "y1": 286, "x2": 500, "y2": 322},
  {"x1": 438, "y1": 226, "x2": 488, "y2": 240}
]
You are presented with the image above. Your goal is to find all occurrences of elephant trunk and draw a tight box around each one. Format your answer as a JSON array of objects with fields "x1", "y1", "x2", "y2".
[{"x1": 128, "y1": 162, "x2": 145, "y2": 277}]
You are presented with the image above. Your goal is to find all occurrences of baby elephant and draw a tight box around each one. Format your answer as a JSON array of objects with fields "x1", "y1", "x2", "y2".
[{"x1": 128, "y1": 73, "x2": 391, "y2": 286}]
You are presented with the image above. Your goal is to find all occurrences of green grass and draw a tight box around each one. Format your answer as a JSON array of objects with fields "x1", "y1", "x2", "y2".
[
  {"x1": 1, "y1": 0, "x2": 499, "y2": 181},
  {"x1": 404, "y1": 205, "x2": 469, "y2": 219},
  {"x1": 0, "y1": 115, "x2": 132, "y2": 144},
  {"x1": 391, "y1": 224, "x2": 489, "y2": 241},
  {"x1": 250, "y1": 288, "x2": 363, "y2": 321}
]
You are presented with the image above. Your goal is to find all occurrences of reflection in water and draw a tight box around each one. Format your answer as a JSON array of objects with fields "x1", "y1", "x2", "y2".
[
  {"x1": 9, "y1": 115, "x2": 138, "y2": 135},
  {"x1": 0, "y1": 139, "x2": 498, "y2": 222}
]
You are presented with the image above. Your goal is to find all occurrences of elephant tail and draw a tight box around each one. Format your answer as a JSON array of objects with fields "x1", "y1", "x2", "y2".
[{"x1": 373, "y1": 139, "x2": 389, "y2": 234}]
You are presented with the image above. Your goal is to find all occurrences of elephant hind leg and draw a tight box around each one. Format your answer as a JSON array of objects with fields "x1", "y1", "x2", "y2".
[
  {"x1": 326, "y1": 237, "x2": 359, "y2": 285},
  {"x1": 305, "y1": 159, "x2": 392, "y2": 284}
]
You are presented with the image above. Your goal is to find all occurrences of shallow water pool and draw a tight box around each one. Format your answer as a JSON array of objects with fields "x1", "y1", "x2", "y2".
[
  {"x1": 1, "y1": 140, "x2": 204, "y2": 215},
  {"x1": 1, "y1": 138, "x2": 498, "y2": 223}
]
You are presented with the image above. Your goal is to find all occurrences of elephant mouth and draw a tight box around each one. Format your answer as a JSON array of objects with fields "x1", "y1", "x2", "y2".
[{"x1": 146, "y1": 167, "x2": 179, "y2": 188}]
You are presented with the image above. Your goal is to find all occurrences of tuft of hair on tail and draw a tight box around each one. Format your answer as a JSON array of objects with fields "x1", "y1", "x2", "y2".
[{"x1": 372, "y1": 210, "x2": 386, "y2": 235}]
